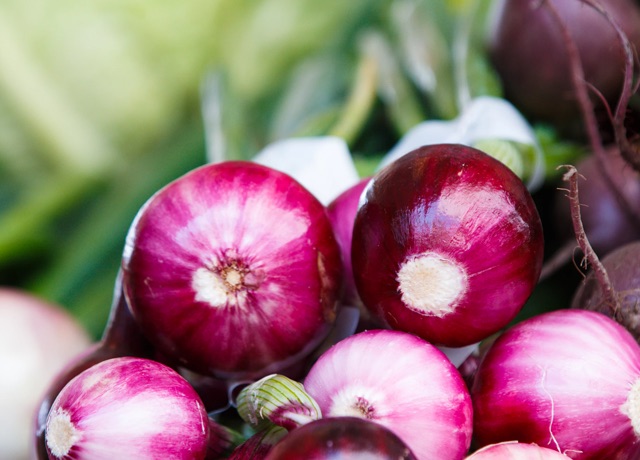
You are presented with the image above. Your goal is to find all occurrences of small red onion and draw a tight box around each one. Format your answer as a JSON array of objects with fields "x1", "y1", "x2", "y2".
[
  {"x1": 44, "y1": 356, "x2": 209, "y2": 459},
  {"x1": 0, "y1": 288, "x2": 90, "y2": 460},
  {"x1": 265, "y1": 416, "x2": 417, "y2": 459},
  {"x1": 122, "y1": 161, "x2": 342, "y2": 379},
  {"x1": 471, "y1": 309, "x2": 640, "y2": 459},
  {"x1": 352, "y1": 144, "x2": 544, "y2": 347},
  {"x1": 466, "y1": 442, "x2": 570, "y2": 459},
  {"x1": 303, "y1": 329, "x2": 473, "y2": 460}
]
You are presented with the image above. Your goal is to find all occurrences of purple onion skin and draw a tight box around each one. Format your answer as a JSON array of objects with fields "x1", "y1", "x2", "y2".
[
  {"x1": 33, "y1": 279, "x2": 155, "y2": 460},
  {"x1": 44, "y1": 357, "x2": 209, "y2": 460},
  {"x1": 352, "y1": 144, "x2": 543, "y2": 347},
  {"x1": 122, "y1": 161, "x2": 342, "y2": 379},
  {"x1": 553, "y1": 150, "x2": 640, "y2": 257},
  {"x1": 304, "y1": 329, "x2": 473, "y2": 460},
  {"x1": 471, "y1": 309, "x2": 640, "y2": 459},
  {"x1": 466, "y1": 442, "x2": 570, "y2": 459},
  {"x1": 326, "y1": 177, "x2": 371, "y2": 307},
  {"x1": 265, "y1": 417, "x2": 417, "y2": 460},
  {"x1": 488, "y1": 0, "x2": 640, "y2": 127},
  {"x1": 571, "y1": 241, "x2": 640, "y2": 341}
]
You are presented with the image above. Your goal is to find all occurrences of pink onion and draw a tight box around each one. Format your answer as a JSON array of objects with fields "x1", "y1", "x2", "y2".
[
  {"x1": 352, "y1": 144, "x2": 544, "y2": 347},
  {"x1": 471, "y1": 309, "x2": 640, "y2": 459},
  {"x1": 326, "y1": 176, "x2": 371, "y2": 307},
  {"x1": 44, "y1": 356, "x2": 209, "y2": 459},
  {"x1": 122, "y1": 161, "x2": 342, "y2": 379},
  {"x1": 0, "y1": 288, "x2": 90, "y2": 460},
  {"x1": 466, "y1": 442, "x2": 570, "y2": 459},
  {"x1": 303, "y1": 329, "x2": 473, "y2": 460}
]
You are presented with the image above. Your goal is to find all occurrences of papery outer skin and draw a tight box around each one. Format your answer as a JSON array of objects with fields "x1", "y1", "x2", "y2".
[
  {"x1": 471, "y1": 309, "x2": 640, "y2": 459},
  {"x1": 352, "y1": 144, "x2": 544, "y2": 347},
  {"x1": 303, "y1": 329, "x2": 473, "y2": 460},
  {"x1": 465, "y1": 442, "x2": 571, "y2": 459},
  {"x1": 122, "y1": 161, "x2": 342, "y2": 378},
  {"x1": 326, "y1": 177, "x2": 371, "y2": 306},
  {"x1": 44, "y1": 357, "x2": 209, "y2": 460},
  {"x1": 0, "y1": 289, "x2": 91, "y2": 460},
  {"x1": 265, "y1": 416, "x2": 417, "y2": 459}
]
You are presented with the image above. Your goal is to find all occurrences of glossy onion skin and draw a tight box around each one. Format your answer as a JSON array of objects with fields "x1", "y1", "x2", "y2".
[
  {"x1": 44, "y1": 357, "x2": 209, "y2": 460},
  {"x1": 471, "y1": 309, "x2": 640, "y2": 459},
  {"x1": 352, "y1": 144, "x2": 543, "y2": 347},
  {"x1": 122, "y1": 161, "x2": 342, "y2": 378},
  {"x1": 304, "y1": 329, "x2": 473, "y2": 460},
  {"x1": 465, "y1": 442, "x2": 571, "y2": 459},
  {"x1": 265, "y1": 417, "x2": 417, "y2": 460}
]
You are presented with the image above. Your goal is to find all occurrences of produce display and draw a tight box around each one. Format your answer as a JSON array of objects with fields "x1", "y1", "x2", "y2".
[{"x1": 3, "y1": 0, "x2": 640, "y2": 459}]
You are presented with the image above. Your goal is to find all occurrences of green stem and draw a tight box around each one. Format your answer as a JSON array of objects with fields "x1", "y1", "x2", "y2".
[{"x1": 328, "y1": 50, "x2": 378, "y2": 145}]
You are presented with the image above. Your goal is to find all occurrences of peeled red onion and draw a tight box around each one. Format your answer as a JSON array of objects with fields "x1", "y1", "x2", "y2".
[
  {"x1": 0, "y1": 288, "x2": 90, "y2": 460},
  {"x1": 303, "y1": 329, "x2": 473, "y2": 460},
  {"x1": 466, "y1": 442, "x2": 570, "y2": 459},
  {"x1": 44, "y1": 356, "x2": 209, "y2": 459},
  {"x1": 122, "y1": 161, "x2": 342, "y2": 379},
  {"x1": 352, "y1": 144, "x2": 544, "y2": 347},
  {"x1": 471, "y1": 309, "x2": 640, "y2": 459}
]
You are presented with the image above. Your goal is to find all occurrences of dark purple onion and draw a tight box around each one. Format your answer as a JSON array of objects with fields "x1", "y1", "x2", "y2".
[
  {"x1": 122, "y1": 161, "x2": 342, "y2": 379},
  {"x1": 265, "y1": 417, "x2": 417, "y2": 460},
  {"x1": 351, "y1": 144, "x2": 544, "y2": 347}
]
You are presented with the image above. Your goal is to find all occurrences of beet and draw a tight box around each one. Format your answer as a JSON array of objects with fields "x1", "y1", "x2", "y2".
[
  {"x1": 553, "y1": 148, "x2": 640, "y2": 257},
  {"x1": 571, "y1": 240, "x2": 640, "y2": 341},
  {"x1": 488, "y1": 0, "x2": 640, "y2": 129}
]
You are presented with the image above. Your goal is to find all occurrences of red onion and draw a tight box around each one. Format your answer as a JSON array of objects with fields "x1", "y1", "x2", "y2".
[
  {"x1": 352, "y1": 144, "x2": 544, "y2": 347},
  {"x1": 44, "y1": 356, "x2": 209, "y2": 459},
  {"x1": 471, "y1": 309, "x2": 640, "y2": 459},
  {"x1": 265, "y1": 416, "x2": 417, "y2": 459},
  {"x1": 33, "y1": 272, "x2": 155, "y2": 459},
  {"x1": 122, "y1": 160, "x2": 342, "y2": 379},
  {"x1": 326, "y1": 176, "x2": 371, "y2": 307},
  {"x1": 303, "y1": 329, "x2": 473, "y2": 460},
  {"x1": 0, "y1": 288, "x2": 90, "y2": 460},
  {"x1": 466, "y1": 442, "x2": 570, "y2": 459}
]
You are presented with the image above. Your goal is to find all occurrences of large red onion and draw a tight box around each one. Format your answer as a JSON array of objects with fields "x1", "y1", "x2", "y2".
[
  {"x1": 352, "y1": 144, "x2": 543, "y2": 347},
  {"x1": 122, "y1": 161, "x2": 342, "y2": 379},
  {"x1": 471, "y1": 309, "x2": 640, "y2": 459}
]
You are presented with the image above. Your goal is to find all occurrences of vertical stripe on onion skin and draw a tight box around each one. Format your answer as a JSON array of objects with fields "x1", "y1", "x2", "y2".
[
  {"x1": 303, "y1": 329, "x2": 473, "y2": 460},
  {"x1": 351, "y1": 144, "x2": 544, "y2": 348},
  {"x1": 465, "y1": 441, "x2": 571, "y2": 459},
  {"x1": 121, "y1": 161, "x2": 342, "y2": 379},
  {"x1": 471, "y1": 309, "x2": 640, "y2": 459},
  {"x1": 44, "y1": 357, "x2": 209, "y2": 460}
]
